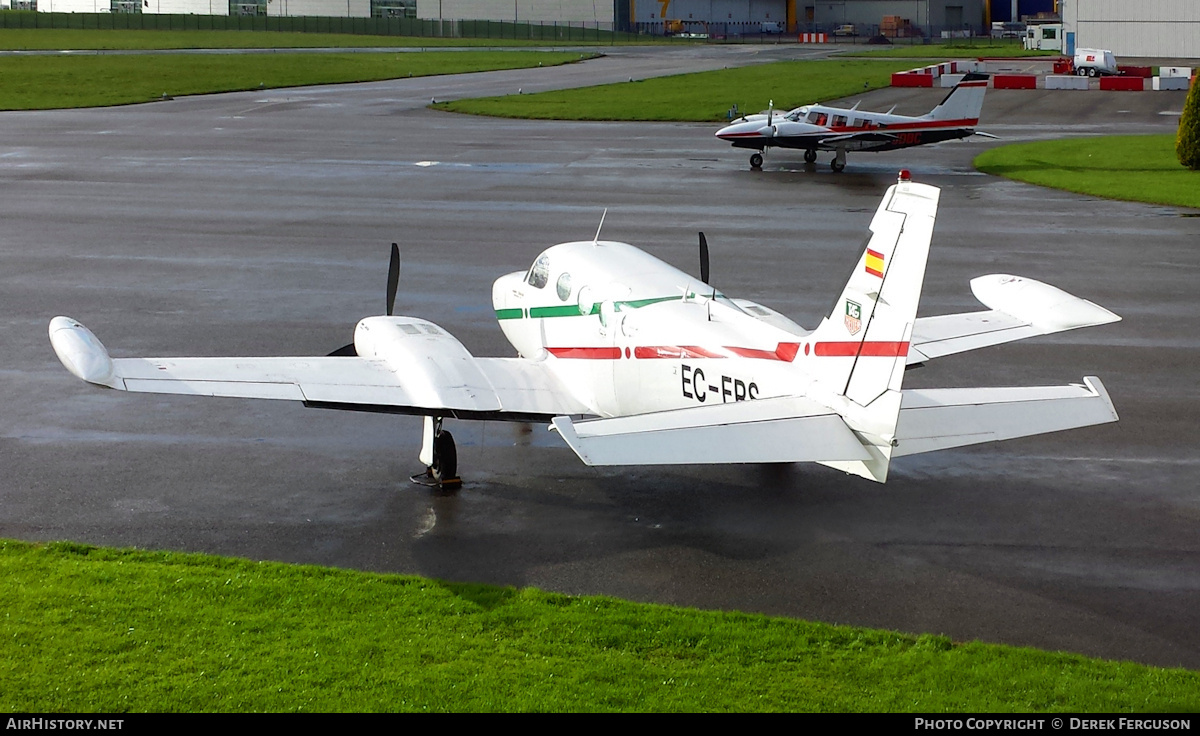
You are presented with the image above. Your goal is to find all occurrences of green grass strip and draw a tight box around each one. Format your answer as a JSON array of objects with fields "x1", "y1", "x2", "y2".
[
  {"x1": 2, "y1": 539, "x2": 1197, "y2": 712},
  {"x1": 0, "y1": 51, "x2": 592, "y2": 110},
  {"x1": 974, "y1": 135, "x2": 1200, "y2": 210},
  {"x1": 436, "y1": 59, "x2": 919, "y2": 122}
]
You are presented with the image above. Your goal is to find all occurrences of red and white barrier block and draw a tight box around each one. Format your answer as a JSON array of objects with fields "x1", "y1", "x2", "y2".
[{"x1": 799, "y1": 32, "x2": 827, "y2": 43}]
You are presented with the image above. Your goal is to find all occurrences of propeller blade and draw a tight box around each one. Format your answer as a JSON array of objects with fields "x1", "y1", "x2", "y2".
[
  {"x1": 699, "y1": 232, "x2": 710, "y2": 285},
  {"x1": 767, "y1": 99, "x2": 774, "y2": 128},
  {"x1": 386, "y1": 242, "x2": 400, "y2": 316}
]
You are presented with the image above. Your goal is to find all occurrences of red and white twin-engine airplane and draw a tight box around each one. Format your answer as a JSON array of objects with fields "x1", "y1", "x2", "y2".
[
  {"x1": 716, "y1": 73, "x2": 992, "y2": 171},
  {"x1": 50, "y1": 173, "x2": 1118, "y2": 489}
]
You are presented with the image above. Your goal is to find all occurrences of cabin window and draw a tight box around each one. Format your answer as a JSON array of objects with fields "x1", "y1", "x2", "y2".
[
  {"x1": 526, "y1": 254, "x2": 550, "y2": 289},
  {"x1": 556, "y1": 272, "x2": 573, "y2": 302},
  {"x1": 814, "y1": 113, "x2": 828, "y2": 126},
  {"x1": 831, "y1": 115, "x2": 847, "y2": 127}
]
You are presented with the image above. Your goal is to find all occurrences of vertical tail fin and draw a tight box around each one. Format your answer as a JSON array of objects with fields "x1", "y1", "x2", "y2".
[
  {"x1": 925, "y1": 72, "x2": 988, "y2": 123},
  {"x1": 808, "y1": 175, "x2": 940, "y2": 481}
]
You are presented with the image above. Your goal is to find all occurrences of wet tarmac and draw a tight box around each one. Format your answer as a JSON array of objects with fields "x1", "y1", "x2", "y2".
[{"x1": 2, "y1": 46, "x2": 1198, "y2": 670}]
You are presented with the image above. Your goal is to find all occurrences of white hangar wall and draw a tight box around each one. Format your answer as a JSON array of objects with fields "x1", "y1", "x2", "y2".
[
  {"x1": 267, "y1": 0, "x2": 370, "y2": 17},
  {"x1": 36, "y1": 0, "x2": 107, "y2": 10},
  {"x1": 1062, "y1": 0, "x2": 1200, "y2": 59},
  {"x1": 38, "y1": 0, "x2": 230, "y2": 11},
  {"x1": 416, "y1": 0, "x2": 609, "y2": 23},
  {"x1": 142, "y1": 0, "x2": 231, "y2": 12}
]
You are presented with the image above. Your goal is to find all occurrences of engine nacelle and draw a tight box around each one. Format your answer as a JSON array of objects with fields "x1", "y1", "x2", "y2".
[{"x1": 353, "y1": 316, "x2": 501, "y2": 412}]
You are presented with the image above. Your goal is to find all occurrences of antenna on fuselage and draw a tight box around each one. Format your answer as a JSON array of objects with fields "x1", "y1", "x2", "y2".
[{"x1": 592, "y1": 208, "x2": 607, "y2": 247}]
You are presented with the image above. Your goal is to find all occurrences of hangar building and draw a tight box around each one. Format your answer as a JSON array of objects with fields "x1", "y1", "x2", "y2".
[
  {"x1": 413, "y1": 1, "x2": 988, "y2": 35},
  {"x1": 1060, "y1": 0, "x2": 1199, "y2": 59},
  {"x1": 413, "y1": 0, "x2": 607, "y2": 24}
]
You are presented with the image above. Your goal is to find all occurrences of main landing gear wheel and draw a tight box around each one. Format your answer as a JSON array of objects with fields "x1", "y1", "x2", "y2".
[
  {"x1": 411, "y1": 419, "x2": 462, "y2": 491},
  {"x1": 830, "y1": 159, "x2": 846, "y2": 173},
  {"x1": 749, "y1": 152, "x2": 764, "y2": 168},
  {"x1": 804, "y1": 149, "x2": 817, "y2": 163}
]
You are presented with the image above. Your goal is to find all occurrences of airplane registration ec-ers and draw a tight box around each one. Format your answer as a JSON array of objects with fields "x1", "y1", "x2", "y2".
[
  {"x1": 716, "y1": 73, "x2": 994, "y2": 171},
  {"x1": 50, "y1": 173, "x2": 1119, "y2": 490}
]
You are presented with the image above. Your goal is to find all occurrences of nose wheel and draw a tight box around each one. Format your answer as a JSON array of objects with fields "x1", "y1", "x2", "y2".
[
  {"x1": 411, "y1": 416, "x2": 461, "y2": 491},
  {"x1": 804, "y1": 149, "x2": 817, "y2": 163},
  {"x1": 749, "y1": 152, "x2": 764, "y2": 168}
]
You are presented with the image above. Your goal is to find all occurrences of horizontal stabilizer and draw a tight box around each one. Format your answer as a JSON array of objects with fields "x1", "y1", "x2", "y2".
[
  {"x1": 893, "y1": 377, "x2": 1117, "y2": 457},
  {"x1": 552, "y1": 396, "x2": 871, "y2": 466},
  {"x1": 909, "y1": 275, "x2": 1120, "y2": 363}
]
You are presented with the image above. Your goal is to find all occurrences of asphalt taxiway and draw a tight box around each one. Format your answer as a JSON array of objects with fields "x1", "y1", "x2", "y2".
[{"x1": 2, "y1": 46, "x2": 1197, "y2": 670}]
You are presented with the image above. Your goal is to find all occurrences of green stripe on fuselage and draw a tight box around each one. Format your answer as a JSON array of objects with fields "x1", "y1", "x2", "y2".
[
  {"x1": 500, "y1": 294, "x2": 688, "y2": 321},
  {"x1": 528, "y1": 304, "x2": 588, "y2": 318}
]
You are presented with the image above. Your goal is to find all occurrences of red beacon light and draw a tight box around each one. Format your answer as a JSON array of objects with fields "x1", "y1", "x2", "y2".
[{"x1": 898, "y1": 169, "x2": 912, "y2": 183}]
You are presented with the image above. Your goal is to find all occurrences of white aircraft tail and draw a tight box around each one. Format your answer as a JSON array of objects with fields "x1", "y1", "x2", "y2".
[
  {"x1": 924, "y1": 72, "x2": 988, "y2": 123},
  {"x1": 807, "y1": 176, "x2": 940, "y2": 481}
]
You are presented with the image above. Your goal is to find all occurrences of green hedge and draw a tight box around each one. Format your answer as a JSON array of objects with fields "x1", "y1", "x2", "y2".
[{"x1": 1177, "y1": 78, "x2": 1200, "y2": 170}]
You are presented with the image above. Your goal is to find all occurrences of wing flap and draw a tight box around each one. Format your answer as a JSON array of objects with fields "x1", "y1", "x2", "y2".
[
  {"x1": 475, "y1": 358, "x2": 592, "y2": 417},
  {"x1": 114, "y1": 356, "x2": 425, "y2": 405},
  {"x1": 892, "y1": 377, "x2": 1118, "y2": 457},
  {"x1": 552, "y1": 396, "x2": 870, "y2": 466}
]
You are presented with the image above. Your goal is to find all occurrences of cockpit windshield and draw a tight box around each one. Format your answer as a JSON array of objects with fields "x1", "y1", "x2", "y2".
[
  {"x1": 526, "y1": 253, "x2": 550, "y2": 289},
  {"x1": 786, "y1": 106, "x2": 810, "y2": 122}
]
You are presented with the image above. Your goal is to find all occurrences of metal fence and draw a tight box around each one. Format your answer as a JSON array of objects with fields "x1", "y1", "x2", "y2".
[
  {"x1": 0, "y1": 11, "x2": 1011, "y2": 45},
  {"x1": 0, "y1": 11, "x2": 634, "y2": 41},
  {"x1": 639, "y1": 20, "x2": 994, "y2": 45}
]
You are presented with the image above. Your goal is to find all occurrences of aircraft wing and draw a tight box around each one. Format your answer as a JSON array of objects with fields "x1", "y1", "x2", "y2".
[
  {"x1": 817, "y1": 131, "x2": 899, "y2": 146},
  {"x1": 49, "y1": 316, "x2": 590, "y2": 421},
  {"x1": 551, "y1": 396, "x2": 872, "y2": 466},
  {"x1": 908, "y1": 274, "x2": 1120, "y2": 364}
]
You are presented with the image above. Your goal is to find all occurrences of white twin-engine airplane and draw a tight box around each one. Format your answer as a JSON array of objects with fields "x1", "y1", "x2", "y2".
[
  {"x1": 50, "y1": 173, "x2": 1120, "y2": 489},
  {"x1": 716, "y1": 73, "x2": 993, "y2": 171}
]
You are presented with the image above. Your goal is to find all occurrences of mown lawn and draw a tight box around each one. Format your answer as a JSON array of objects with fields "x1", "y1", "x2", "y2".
[
  {"x1": 2, "y1": 540, "x2": 1197, "y2": 712},
  {"x1": 435, "y1": 59, "x2": 919, "y2": 121},
  {"x1": 974, "y1": 135, "x2": 1200, "y2": 210},
  {"x1": 0, "y1": 51, "x2": 593, "y2": 110}
]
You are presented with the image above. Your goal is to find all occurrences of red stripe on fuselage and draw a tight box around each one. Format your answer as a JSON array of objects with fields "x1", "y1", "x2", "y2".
[
  {"x1": 814, "y1": 341, "x2": 910, "y2": 357},
  {"x1": 547, "y1": 347, "x2": 623, "y2": 359},
  {"x1": 549, "y1": 343, "x2": 803, "y2": 361},
  {"x1": 634, "y1": 345, "x2": 725, "y2": 360}
]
